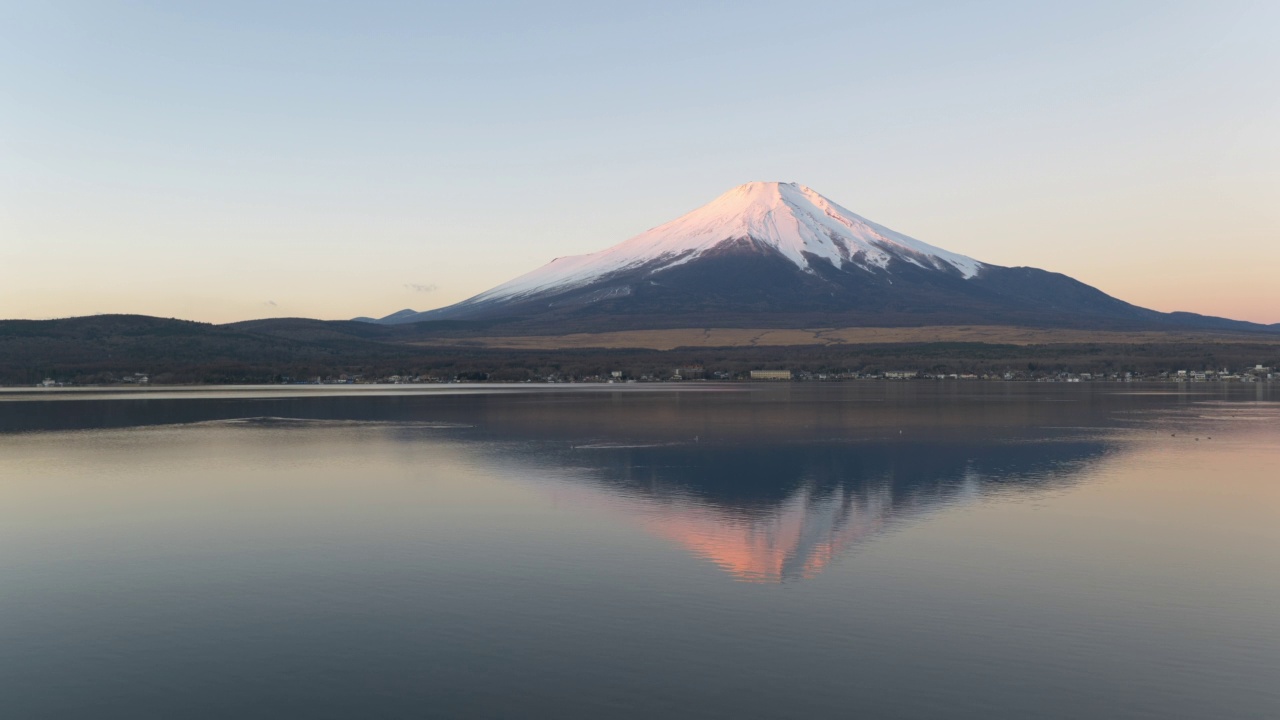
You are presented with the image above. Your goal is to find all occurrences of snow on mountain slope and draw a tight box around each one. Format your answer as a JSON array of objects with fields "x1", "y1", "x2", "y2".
[{"x1": 463, "y1": 182, "x2": 984, "y2": 306}]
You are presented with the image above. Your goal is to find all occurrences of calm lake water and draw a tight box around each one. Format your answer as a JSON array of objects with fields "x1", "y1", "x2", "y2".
[{"x1": 2, "y1": 383, "x2": 1277, "y2": 719}]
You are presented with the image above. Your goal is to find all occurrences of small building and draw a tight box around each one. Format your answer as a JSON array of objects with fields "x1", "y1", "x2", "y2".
[
  {"x1": 674, "y1": 366, "x2": 705, "y2": 380},
  {"x1": 750, "y1": 370, "x2": 792, "y2": 381}
]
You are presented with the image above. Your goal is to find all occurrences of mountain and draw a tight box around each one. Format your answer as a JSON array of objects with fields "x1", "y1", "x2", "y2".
[
  {"x1": 0, "y1": 315, "x2": 422, "y2": 385},
  {"x1": 370, "y1": 182, "x2": 1272, "y2": 334}
]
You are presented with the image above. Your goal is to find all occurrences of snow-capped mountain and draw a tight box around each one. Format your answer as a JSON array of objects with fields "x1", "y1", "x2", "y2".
[
  {"x1": 367, "y1": 182, "x2": 1266, "y2": 333},
  {"x1": 465, "y1": 181, "x2": 982, "y2": 305}
]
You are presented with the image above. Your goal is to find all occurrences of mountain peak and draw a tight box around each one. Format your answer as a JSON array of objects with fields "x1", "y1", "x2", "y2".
[
  {"x1": 706, "y1": 181, "x2": 820, "y2": 214},
  {"x1": 720, "y1": 179, "x2": 799, "y2": 197},
  {"x1": 461, "y1": 181, "x2": 984, "y2": 306},
  {"x1": 367, "y1": 182, "x2": 1273, "y2": 335}
]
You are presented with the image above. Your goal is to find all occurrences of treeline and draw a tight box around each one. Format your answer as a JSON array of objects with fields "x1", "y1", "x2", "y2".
[{"x1": 3, "y1": 315, "x2": 1279, "y2": 386}]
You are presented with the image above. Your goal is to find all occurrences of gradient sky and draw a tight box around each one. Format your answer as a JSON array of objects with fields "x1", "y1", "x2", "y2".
[{"x1": 2, "y1": 1, "x2": 1277, "y2": 324}]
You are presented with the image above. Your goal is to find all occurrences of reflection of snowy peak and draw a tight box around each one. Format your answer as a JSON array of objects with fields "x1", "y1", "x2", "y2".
[{"x1": 471, "y1": 181, "x2": 983, "y2": 304}]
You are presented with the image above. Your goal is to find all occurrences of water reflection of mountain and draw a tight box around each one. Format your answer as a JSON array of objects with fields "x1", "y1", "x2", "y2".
[
  {"x1": 536, "y1": 439, "x2": 1109, "y2": 583},
  {"x1": 4, "y1": 384, "x2": 1124, "y2": 583}
]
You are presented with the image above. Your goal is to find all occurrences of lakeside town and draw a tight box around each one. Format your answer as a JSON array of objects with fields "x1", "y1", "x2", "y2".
[{"x1": 32, "y1": 364, "x2": 1277, "y2": 387}]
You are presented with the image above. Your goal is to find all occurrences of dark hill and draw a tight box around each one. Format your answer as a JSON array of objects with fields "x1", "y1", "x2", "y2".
[
  {"x1": 3, "y1": 314, "x2": 1279, "y2": 387},
  {"x1": 0, "y1": 315, "x2": 412, "y2": 385}
]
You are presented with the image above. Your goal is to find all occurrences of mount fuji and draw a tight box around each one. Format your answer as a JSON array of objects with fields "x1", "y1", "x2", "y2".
[{"x1": 368, "y1": 182, "x2": 1266, "y2": 333}]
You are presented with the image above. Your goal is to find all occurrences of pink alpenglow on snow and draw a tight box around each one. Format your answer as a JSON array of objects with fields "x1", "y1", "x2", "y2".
[{"x1": 469, "y1": 182, "x2": 985, "y2": 304}]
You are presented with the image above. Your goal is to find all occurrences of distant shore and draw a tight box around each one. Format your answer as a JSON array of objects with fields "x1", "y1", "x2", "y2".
[{"x1": 4, "y1": 314, "x2": 1278, "y2": 387}]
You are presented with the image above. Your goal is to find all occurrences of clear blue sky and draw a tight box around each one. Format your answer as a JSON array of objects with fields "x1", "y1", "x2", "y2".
[{"x1": 2, "y1": 1, "x2": 1277, "y2": 323}]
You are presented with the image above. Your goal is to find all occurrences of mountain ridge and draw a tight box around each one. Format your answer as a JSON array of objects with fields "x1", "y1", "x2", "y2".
[
  {"x1": 366, "y1": 182, "x2": 1272, "y2": 334},
  {"x1": 4, "y1": 314, "x2": 1279, "y2": 389}
]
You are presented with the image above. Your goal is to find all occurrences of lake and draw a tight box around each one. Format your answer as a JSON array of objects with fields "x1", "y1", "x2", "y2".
[{"x1": 2, "y1": 383, "x2": 1277, "y2": 719}]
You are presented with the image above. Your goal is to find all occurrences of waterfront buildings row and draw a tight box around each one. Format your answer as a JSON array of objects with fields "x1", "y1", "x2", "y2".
[{"x1": 30, "y1": 365, "x2": 1278, "y2": 387}]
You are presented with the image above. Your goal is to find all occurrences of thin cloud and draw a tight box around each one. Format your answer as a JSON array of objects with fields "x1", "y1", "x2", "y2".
[
  {"x1": 405, "y1": 283, "x2": 438, "y2": 293},
  {"x1": 264, "y1": 300, "x2": 278, "y2": 307}
]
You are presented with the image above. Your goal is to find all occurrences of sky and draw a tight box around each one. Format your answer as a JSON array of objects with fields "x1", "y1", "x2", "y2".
[{"x1": 2, "y1": 0, "x2": 1277, "y2": 324}]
